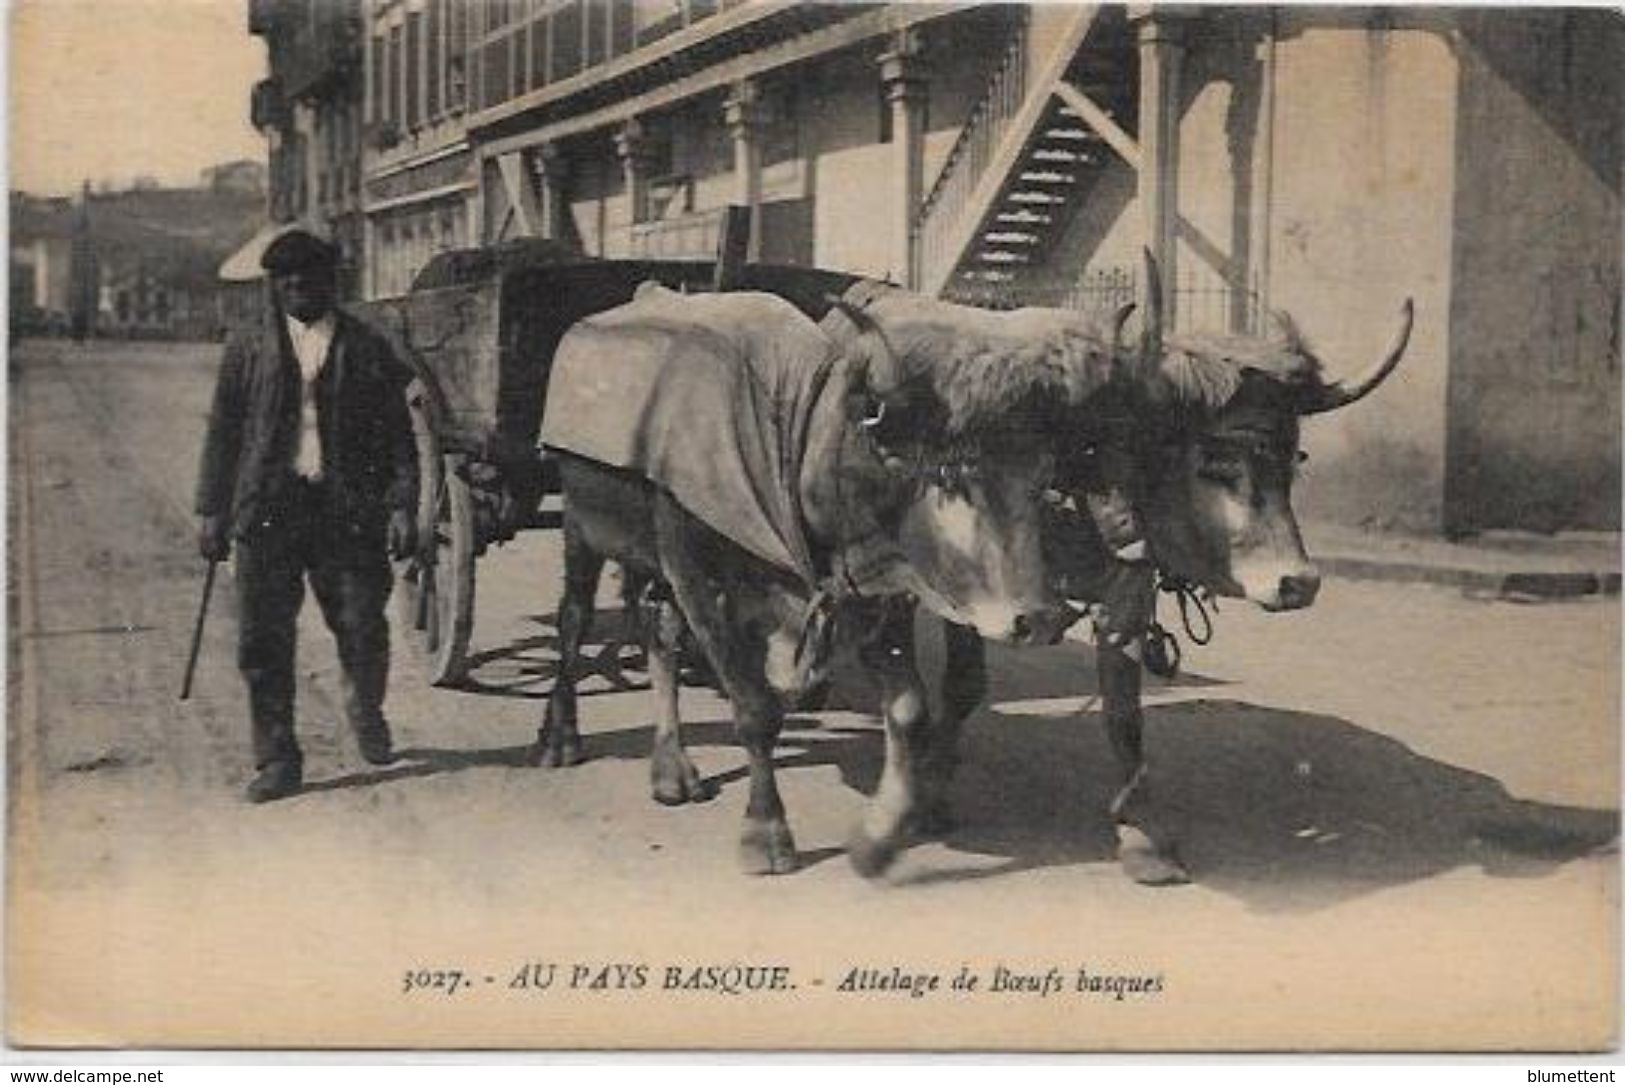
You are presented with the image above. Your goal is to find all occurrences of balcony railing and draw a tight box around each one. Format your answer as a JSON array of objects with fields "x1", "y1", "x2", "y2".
[
  {"x1": 250, "y1": 78, "x2": 287, "y2": 131},
  {"x1": 914, "y1": 11, "x2": 1029, "y2": 293}
]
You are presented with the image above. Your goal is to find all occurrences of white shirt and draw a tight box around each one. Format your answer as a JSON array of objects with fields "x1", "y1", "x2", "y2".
[{"x1": 286, "y1": 313, "x2": 335, "y2": 479}]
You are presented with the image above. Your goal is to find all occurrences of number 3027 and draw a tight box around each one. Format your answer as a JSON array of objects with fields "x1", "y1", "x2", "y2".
[{"x1": 403, "y1": 969, "x2": 468, "y2": 995}]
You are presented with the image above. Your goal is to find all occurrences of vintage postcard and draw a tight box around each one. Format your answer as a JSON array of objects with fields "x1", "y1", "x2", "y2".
[{"x1": 6, "y1": 0, "x2": 1620, "y2": 1053}]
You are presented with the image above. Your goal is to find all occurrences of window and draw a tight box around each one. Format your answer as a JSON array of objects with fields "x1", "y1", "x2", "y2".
[
  {"x1": 482, "y1": 37, "x2": 509, "y2": 107},
  {"x1": 552, "y1": 0, "x2": 581, "y2": 80},
  {"x1": 446, "y1": 0, "x2": 467, "y2": 109},
  {"x1": 370, "y1": 33, "x2": 387, "y2": 122},
  {"x1": 530, "y1": 8, "x2": 549, "y2": 87},
  {"x1": 586, "y1": 0, "x2": 607, "y2": 67},
  {"x1": 406, "y1": 11, "x2": 422, "y2": 129},
  {"x1": 426, "y1": 0, "x2": 442, "y2": 117},
  {"x1": 389, "y1": 26, "x2": 404, "y2": 130},
  {"x1": 608, "y1": 0, "x2": 633, "y2": 56}
]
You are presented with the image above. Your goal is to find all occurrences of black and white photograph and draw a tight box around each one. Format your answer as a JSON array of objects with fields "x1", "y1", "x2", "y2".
[{"x1": 6, "y1": 0, "x2": 1620, "y2": 1053}]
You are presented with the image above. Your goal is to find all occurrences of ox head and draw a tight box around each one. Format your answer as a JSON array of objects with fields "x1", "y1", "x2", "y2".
[
  {"x1": 1115, "y1": 253, "x2": 1414, "y2": 611},
  {"x1": 826, "y1": 292, "x2": 1080, "y2": 646}
]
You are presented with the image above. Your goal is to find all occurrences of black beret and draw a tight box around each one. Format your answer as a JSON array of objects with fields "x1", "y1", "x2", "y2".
[{"x1": 260, "y1": 228, "x2": 337, "y2": 274}]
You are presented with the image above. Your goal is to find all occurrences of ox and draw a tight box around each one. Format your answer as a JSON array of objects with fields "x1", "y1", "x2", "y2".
[
  {"x1": 915, "y1": 263, "x2": 1415, "y2": 885},
  {"x1": 534, "y1": 283, "x2": 1102, "y2": 874}
]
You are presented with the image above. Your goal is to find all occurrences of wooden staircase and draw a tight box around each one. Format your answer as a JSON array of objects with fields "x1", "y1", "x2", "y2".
[{"x1": 914, "y1": 5, "x2": 1139, "y2": 307}]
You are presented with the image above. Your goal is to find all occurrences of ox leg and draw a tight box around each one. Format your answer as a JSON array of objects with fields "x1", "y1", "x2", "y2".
[
  {"x1": 616, "y1": 566, "x2": 650, "y2": 674},
  {"x1": 1099, "y1": 644, "x2": 1188, "y2": 885},
  {"x1": 530, "y1": 522, "x2": 599, "y2": 768},
  {"x1": 917, "y1": 620, "x2": 988, "y2": 837},
  {"x1": 849, "y1": 602, "x2": 933, "y2": 878},
  {"x1": 651, "y1": 491, "x2": 797, "y2": 874},
  {"x1": 668, "y1": 587, "x2": 796, "y2": 875},
  {"x1": 731, "y1": 691, "x2": 797, "y2": 875},
  {"x1": 647, "y1": 590, "x2": 713, "y2": 805}
]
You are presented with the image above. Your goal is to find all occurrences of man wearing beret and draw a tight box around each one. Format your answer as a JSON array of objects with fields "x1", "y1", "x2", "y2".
[{"x1": 195, "y1": 228, "x2": 418, "y2": 802}]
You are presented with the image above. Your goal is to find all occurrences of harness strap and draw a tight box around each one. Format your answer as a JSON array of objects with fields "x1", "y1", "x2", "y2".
[{"x1": 1159, "y1": 573, "x2": 1216, "y2": 645}]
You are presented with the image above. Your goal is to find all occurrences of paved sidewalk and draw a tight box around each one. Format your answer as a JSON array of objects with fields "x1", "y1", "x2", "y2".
[{"x1": 1303, "y1": 521, "x2": 1621, "y2": 599}]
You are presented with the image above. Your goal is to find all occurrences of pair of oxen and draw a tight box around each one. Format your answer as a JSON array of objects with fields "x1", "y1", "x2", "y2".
[{"x1": 534, "y1": 260, "x2": 1413, "y2": 886}]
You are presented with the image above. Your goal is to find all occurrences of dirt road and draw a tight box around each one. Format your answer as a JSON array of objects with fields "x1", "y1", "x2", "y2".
[{"x1": 7, "y1": 339, "x2": 1618, "y2": 1050}]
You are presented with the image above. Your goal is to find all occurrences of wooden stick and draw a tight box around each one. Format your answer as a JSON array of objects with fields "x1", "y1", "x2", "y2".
[{"x1": 179, "y1": 560, "x2": 218, "y2": 702}]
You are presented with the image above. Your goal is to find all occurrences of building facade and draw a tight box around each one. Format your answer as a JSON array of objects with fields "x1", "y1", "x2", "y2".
[
  {"x1": 251, "y1": 2, "x2": 1620, "y2": 536},
  {"x1": 251, "y1": 0, "x2": 368, "y2": 299}
]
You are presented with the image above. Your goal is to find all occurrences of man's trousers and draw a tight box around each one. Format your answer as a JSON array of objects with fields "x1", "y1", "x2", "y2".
[{"x1": 233, "y1": 484, "x2": 393, "y2": 770}]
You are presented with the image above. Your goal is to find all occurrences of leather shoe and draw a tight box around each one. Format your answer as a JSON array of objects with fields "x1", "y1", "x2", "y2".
[
  {"x1": 245, "y1": 759, "x2": 302, "y2": 803},
  {"x1": 355, "y1": 723, "x2": 396, "y2": 766}
]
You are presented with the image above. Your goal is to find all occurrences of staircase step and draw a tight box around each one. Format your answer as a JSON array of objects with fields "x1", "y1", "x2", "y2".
[
  {"x1": 995, "y1": 210, "x2": 1054, "y2": 225},
  {"x1": 977, "y1": 250, "x2": 1032, "y2": 264},
  {"x1": 960, "y1": 269, "x2": 1017, "y2": 283},
  {"x1": 1017, "y1": 170, "x2": 1077, "y2": 185},
  {"x1": 982, "y1": 231, "x2": 1040, "y2": 245},
  {"x1": 1031, "y1": 148, "x2": 1083, "y2": 163},
  {"x1": 1042, "y1": 127, "x2": 1102, "y2": 143},
  {"x1": 1006, "y1": 190, "x2": 1068, "y2": 205}
]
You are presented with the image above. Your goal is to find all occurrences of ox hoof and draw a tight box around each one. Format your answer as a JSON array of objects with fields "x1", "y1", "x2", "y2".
[
  {"x1": 739, "y1": 819, "x2": 799, "y2": 876},
  {"x1": 527, "y1": 729, "x2": 585, "y2": 769},
  {"x1": 1116, "y1": 824, "x2": 1190, "y2": 887},
  {"x1": 846, "y1": 829, "x2": 906, "y2": 879},
  {"x1": 651, "y1": 759, "x2": 715, "y2": 806}
]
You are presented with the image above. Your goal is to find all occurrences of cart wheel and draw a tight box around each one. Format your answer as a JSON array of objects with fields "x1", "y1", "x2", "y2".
[
  {"x1": 397, "y1": 382, "x2": 476, "y2": 686},
  {"x1": 414, "y1": 453, "x2": 476, "y2": 686}
]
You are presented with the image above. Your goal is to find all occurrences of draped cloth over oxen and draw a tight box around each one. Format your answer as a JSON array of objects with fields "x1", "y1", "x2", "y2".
[{"x1": 540, "y1": 282, "x2": 837, "y2": 587}]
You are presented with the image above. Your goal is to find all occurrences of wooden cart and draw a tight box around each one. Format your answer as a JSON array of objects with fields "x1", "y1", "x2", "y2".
[{"x1": 353, "y1": 238, "x2": 859, "y2": 686}]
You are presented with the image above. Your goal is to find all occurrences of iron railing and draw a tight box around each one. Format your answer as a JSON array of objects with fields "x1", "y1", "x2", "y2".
[
  {"x1": 955, "y1": 262, "x2": 1262, "y2": 336},
  {"x1": 913, "y1": 11, "x2": 1029, "y2": 291}
]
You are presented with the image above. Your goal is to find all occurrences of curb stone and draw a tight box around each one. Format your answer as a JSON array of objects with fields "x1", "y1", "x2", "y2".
[{"x1": 1317, "y1": 555, "x2": 1621, "y2": 601}]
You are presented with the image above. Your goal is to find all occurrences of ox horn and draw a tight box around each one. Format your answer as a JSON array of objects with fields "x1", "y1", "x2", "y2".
[
  {"x1": 1300, "y1": 299, "x2": 1415, "y2": 415},
  {"x1": 1139, "y1": 248, "x2": 1164, "y2": 377},
  {"x1": 1109, "y1": 301, "x2": 1137, "y2": 354}
]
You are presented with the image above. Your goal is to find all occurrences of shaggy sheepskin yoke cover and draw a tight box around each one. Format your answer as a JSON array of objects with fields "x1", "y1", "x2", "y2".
[{"x1": 540, "y1": 282, "x2": 836, "y2": 584}]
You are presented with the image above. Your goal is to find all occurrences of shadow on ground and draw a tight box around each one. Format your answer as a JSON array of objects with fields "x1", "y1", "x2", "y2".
[
  {"x1": 452, "y1": 610, "x2": 649, "y2": 699},
  {"x1": 403, "y1": 616, "x2": 1617, "y2": 911}
]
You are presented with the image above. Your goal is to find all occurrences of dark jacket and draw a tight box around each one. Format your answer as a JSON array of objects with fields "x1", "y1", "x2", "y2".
[{"x1": 195, "y1": 306, "x2": 418, "y2": 547}]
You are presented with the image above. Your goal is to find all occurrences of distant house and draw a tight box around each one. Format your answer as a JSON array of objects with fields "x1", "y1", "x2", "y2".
[
  {"x1": 202, "y1": 160, "x2": 270, "y2": 199},
  {"x1": 9, "y1": 173, "x2": 267, "y2": 341}
]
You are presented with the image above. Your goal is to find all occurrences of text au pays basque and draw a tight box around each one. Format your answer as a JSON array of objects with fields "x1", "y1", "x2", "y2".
[{"x1": 403, "y1": 962, "x2": 1165, "y2": 1002}]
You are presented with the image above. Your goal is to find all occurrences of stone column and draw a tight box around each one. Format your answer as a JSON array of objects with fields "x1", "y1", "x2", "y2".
[
  {"x1": 615, "y1": 118, "x2": 654, "y2": 230},
  {"x1": 877, "y1": 29, "x2": 926, "y2": 288},
  {"x1": 723, "y1": 80, "x2": 765, "y2": 262},
  {"x1": 534, "y1": 140, "x2": 571, "y2": 243},
  {"x1": 1133, "y1": 8, "x2": 1187, "y2": 326}
]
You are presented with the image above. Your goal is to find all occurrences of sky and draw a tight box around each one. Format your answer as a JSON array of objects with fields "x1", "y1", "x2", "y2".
[{"x1": 9, "y1": 0, "x2": 267, "y2": 196}]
